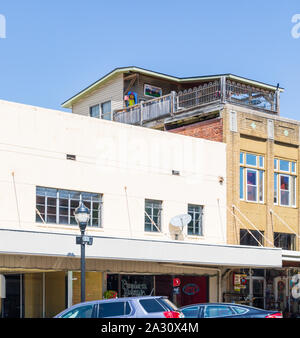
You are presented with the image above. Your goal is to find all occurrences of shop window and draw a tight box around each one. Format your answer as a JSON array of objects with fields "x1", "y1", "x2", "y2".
[
  {"x1": 274, "y1": 158, "x2": 296, "y2": 207},
  {"x1": 274, "y1": 232, "x2": 296, "y2": 251},
  {"x1": 240, "y1": 229, "x2": 264, "y2": 247},
  {"x1": 36, "y1": 187, "x2": 102, "y2": 227},
  {"x1": 240, "y1": 152, "x2": 264, "y2": 203},
  {"x1": 187, "y1": 204, "x2": 203, "y2": 236},
  {"x1": 144, "y1": 199, "x2": 162, "y2": 232}
]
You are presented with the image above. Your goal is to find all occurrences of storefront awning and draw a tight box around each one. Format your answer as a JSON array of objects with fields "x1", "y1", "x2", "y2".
[{"x1": 0, "y1": 229, "x2": 282, "y2": 268}]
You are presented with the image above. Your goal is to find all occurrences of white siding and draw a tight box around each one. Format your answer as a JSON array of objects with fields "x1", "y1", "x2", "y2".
[{"x1": 72, "y1": 73, "x2": 124, "y2": 116}]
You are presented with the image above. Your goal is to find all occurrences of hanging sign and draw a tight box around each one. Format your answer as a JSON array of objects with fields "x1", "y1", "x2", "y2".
[
  {"x1": 173, "y1": 278, "x2": 181, "y2": 287},
  {"x1": 234, "y1": 273, "x2": 247, "y2": 292}
]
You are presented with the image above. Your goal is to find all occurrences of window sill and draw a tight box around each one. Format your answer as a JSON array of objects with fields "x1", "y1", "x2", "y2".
[
  {"x1": 36, "y1": 223, "x2": 104, "y2": 232},
  {"x1": 240, "y1": 199, "x2": 265, "y2": 205},
  {"x1": 186, "y1": 235, "x2": 205, "y2": 240},
  {"x1": 144, "y1": 231, "x2": 164, "y2": 237},
  {"x1": 274, "y1": 204, "x2": 297, "y2": 209}
]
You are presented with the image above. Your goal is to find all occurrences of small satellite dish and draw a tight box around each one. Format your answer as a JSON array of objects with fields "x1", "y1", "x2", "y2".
[{"x1": 170, "y1": 214, "x2": 192, "y2": 228}]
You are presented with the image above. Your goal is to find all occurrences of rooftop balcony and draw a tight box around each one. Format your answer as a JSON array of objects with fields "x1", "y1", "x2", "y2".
[{"x1": 113, "y1": 78, "x2": 280, "y2": 126}]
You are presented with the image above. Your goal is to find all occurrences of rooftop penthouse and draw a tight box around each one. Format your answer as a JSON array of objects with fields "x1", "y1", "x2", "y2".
[{"x1": 62, "y1": 67, "x2": 283, "y2": 130}]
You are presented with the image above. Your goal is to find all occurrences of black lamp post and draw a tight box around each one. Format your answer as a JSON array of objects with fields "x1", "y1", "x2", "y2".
[{"x1": 74, "y1": 201, "x2": 90, "y2": 303}]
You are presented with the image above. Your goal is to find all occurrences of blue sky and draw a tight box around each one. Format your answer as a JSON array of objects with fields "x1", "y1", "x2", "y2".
[{"x1": 0, "y1": 1, "x2": 299, "y2": 119}]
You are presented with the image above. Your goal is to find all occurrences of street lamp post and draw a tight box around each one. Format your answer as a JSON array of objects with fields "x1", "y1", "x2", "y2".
[{"x1": 74, "y1": 201, "x2": 91, "y2": 303}]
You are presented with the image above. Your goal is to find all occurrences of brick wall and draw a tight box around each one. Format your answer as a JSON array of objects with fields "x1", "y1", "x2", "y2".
[{"x1": 169, "y1": 118, "x2": 223, "y2": 142}]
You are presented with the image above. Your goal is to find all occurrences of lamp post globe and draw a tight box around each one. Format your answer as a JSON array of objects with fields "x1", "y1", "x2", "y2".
[
  {"x1": 75, "y1": 201, "x2": 90, "y2": 234},
  {"x1": 74, "y1": 201, "x2": 90, "y2": 303}
]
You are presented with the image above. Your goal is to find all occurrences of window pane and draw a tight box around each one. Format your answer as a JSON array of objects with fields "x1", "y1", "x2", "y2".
[
  {"x1": 247, "y1": 169, "x2": 257, "y2": 202},
  {"x1": 274, "y1": 233, "x2": 296, "y2": 250},
  {"x1": 181, "y1": 306, "x2": 199, "y2": 318},
  {"x1": 61, "y1": 305, "x2": 94, "y2": 318},
  {"x1": 101, "y1": 101, "x2": 112, "y2": 120},
  {"x1": 246, "y1": 154, "x2": 257, "y2": 166},
  {"x1": 259, "y1": 156, "x2": 264, "y2": 168},
  {"x1": 292, "y1": 176, "x2": 296, "y2": 207},
  {"x1": 145, "y1": 200, "x2": 162, "y2": 232},
  {"x1": 188, "y1": 205, "x2": 203, "y2": 236},
  {"x1": 247, "y1": 170, "x2": 257, "y2": 186},
  {"x1": 234, "y1": 307, "x2": 248, "y2": 315},
  {"x1": 139, "y1": 299, "x2": 165, "y2": 313},
  {"x1": 36, "y1": 195, "x2": 45, "y2": 205},
  {"x1": 36, "y1": 187, "x2": 46, "y2": 196},
  {"x1": 240, "y1": 168, "x2": 244, "y2": 199},
  {"x1": 204, "y1": 305, "x2": 234, "y2": 318},
  {"x1": 240, "y1": 152, "x2": 244, "y2": 164},
  {"x1": 98, "y1": 302, "x2": 127, "y2": 318},
  {"x1": 291, "y1": 162, "x2": 296, "y2": 174},
  {"x1": 240, "y1": 229, "x2": 263, "y2": 246},
  {"x1": 274, "y1": 159, "x2": 278, "y2": 170},
  {"x1": 280, "y1": 160, "x2": 290, "y2": 172},
  {"x1": 280, "y1": 175, "x2": 289, "y2": 191},
  {"x1": 247, "y1": 185, "x2": 257, "y2": 201},
  {"x1": 59, "y1": 215, "x2": 68, "y2": 224},
  {"x1": 274, "y1": 173, "x2": 278, "y2": 204},
  {"x1": 259, "y1": 171, "x2": 264, "y2": 202},
  {"x1": 90, "y1": 105, "x2": 100, "y2": 118},
  {"x1": 280, "y1": 191, "x2": 289, "y2": 206}
]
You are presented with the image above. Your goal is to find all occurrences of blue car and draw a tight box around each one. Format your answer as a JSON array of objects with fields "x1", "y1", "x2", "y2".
[
  {"x1": 180, "y1": 303, "x2": 282, "y2": 318},
  {"x1": 54, "y1": 296, "x2": 184, "y2": 318}
]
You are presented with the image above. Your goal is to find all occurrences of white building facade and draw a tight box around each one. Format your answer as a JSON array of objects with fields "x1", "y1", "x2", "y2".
[{"x1": 0, "y1": 99, "x2": 282, "y2": 317}]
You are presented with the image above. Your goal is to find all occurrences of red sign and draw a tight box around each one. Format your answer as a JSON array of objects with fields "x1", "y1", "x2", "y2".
[{"x1": 173, "y1": 278, "x2": 181, "y2": 287}]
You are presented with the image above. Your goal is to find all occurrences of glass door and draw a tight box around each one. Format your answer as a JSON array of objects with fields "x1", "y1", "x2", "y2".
[
  {"x1": 1, "y1": 274, "x2": 24, "y2": 318},
  {"x1": 252, "y1": 277, "x2": 265, "y2": 309}
]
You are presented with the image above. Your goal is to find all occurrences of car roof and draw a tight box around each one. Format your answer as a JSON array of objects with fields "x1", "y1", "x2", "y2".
[
  {"x1": 180, "y1": 303, "x2": 265, "y2": 311},
  {"x1": 71, "y1": 296, "x2": 167, "y2": 306}
]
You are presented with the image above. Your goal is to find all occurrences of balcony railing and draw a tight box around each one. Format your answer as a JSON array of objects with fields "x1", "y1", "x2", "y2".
[{"x1": 113, "y1": 79, "x2": 278, "y2": 125}]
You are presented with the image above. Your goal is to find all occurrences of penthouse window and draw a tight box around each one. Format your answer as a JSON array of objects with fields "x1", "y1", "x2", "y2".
[
  {"x1": 144, "y1": 199, "x2": 162, "y2": 232},
  {"x1": 36, "y1": 187, "x2": 102, "y2": 227},
  {"x1": 274, "y1": 159, "x2": 296, "y2": 207},
  {"x1": 89, "y1": 101, "x2": 112, "y2": 120},
  {"x1": 240, "y1": 152, "x2": 264, "y2": 203}
]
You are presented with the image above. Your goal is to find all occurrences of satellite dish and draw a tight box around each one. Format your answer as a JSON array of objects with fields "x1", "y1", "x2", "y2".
[{"x1": 170, "y1": 214, "x2": 192, "y2": 228}]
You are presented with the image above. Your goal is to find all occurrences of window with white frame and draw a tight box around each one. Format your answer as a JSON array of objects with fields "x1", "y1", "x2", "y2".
[
  {"x1": 274, "y1": 159, "x2": 296, "y2": 207},
  {"x1": 36, "y1": 187, "x2": 102, "y2": 227},
  {"x1": 187, "y1": 204, "x2": 204, "y2": 236},
  {"x1": 240, "y1": 152, "x2": 264, "y2": 203},
  {"x1": 89, "y1": 101, "x2": 112, "y2": 120}
]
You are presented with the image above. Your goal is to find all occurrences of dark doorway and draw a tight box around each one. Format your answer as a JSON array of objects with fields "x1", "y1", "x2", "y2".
[{"x1": 1, "y1": 274, "x2": 24, "y2": 318}]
